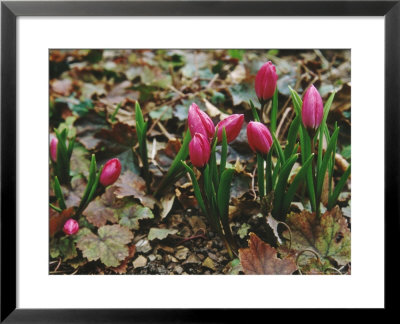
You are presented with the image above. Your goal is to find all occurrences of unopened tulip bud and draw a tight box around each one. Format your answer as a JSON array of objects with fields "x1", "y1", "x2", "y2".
[
  {"x1": 301, "y1": 85, "x2": 323, "y2": 130},
  {"x1": 188, "y1": 103, "x2": 215, "y2": 140},
  {"x1": 63, "y1": 218, "x2": 79, "y2": 235},
  {"x1": 247, "y1": 121, "x2": 273, "y2": 154},
  {"x1": 100, "y1": 158, "x2": 122, "y2": 186},
  {"x1": 255, "y1": 61, "x2": 278, "y2": 102},
  {"x1": 216, "y1": 114, "x2": 244, "y2": 143},
  {"x1": 189, "y1": 133, "x2": 211, "y2": 168},
  {"x1": 50, "y1": 137, "x2": 58, "y2": 162}
]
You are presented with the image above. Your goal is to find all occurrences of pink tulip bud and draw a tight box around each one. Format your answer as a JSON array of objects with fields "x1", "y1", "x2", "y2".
[
  {"x1": 247, "y1": 121, "x2": 273, "y2": 154},
  {"x1": 63, "y1": 218, "x2": 79, "y2": 235},
  {"x1": 255, "y1": 61, "x2": 278, "y2": 101},
  {"x1": 188, "y1": 103, "x2": 215, "y2": 140},
  {"x1": 100, "y1": 158, "x2": 122, "y2": 186},
  {"x1": 189, "y1": 133, "x2": 211, "y2": 168},
  {"x1": 216, "y1": 114, "x2": 244, "y2": 143},
  {"x1": 301, "y1": 85, "x2": 324, "y2": 130},
  {"x1": 50, "y1": 137, "x2": 58, "y2": 162}
]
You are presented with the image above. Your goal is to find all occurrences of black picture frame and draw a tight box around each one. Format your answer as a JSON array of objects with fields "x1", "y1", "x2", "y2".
[{"x1": 1, "y1": 0, "x2": 398, "y2": 321}]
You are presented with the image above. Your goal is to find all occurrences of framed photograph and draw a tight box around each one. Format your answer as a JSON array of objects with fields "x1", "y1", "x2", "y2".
[{"x1": 1, "y1": 0, "x2": 398, "y2": 321}]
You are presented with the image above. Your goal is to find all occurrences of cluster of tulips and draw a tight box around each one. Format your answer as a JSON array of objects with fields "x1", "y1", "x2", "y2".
[
  {"x1": 50, "y1": 133, "x2": 122, "y2": 235},
  {"x1": 183, "y1": 60, "x2": 350, "y2": 257},
  {"x1": 50, "y1": 58, "x2": 351, "y2": 261}
]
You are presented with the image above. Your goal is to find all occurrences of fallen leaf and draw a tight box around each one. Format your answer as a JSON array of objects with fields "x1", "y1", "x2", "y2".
[
  {"x1": 114, "y1": 170, "x2": 156, "y2": 208},
  {"x1": 110, "y1": 245, "x2": 136, "y2": 274},
  {"x1": 237, "y1": 223, "x2": 251, "y2": 239},
  {"x1": 76, "y1": 224, "x2": 133, "y2": 267},
  {"x1": 239, "y1": 233, "x2": 297, "y2": 275},
  {"x1": 283, "y1": 206, "x2": 351, "y2": 266},
  {"x1": 49, "y1": 207, "x2": 75, "y2": 237},
  {"x1": 160, "y1": 193, "x2": 175, "y2": 219},
  {"x1": 148, "y1": 228, "x2": 178, "y2": 241},
  {"x1": 202, "y1": 257, "x2": 216, "y2": 271}
]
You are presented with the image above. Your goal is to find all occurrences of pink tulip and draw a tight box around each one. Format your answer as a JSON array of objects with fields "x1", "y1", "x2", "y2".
[
  {"x1": 50, "y1": 137, "x2": 58, "y2": 162},
  {"x1": 63, "y1": 219, "x2": 79, "y2": 235},
  {"x1": 255, "y1": 61, "x2": 278, "y2": 101},
  {"x1": 247, "y1": 121, "x2": 273, "y2": 154},
  {"x1": 301, "y1": 85, "x2": 323, "y2": 130},
  {"x1": 100, "y1": 158, "x2": 122, "y2": 186},
  {"x1": 189, "y1": 133, "x2": 211, "y2": 168},
  {"x1": 216, "y1": 114, "x2": 244, "y2": 143},
  {"x1": 188, "y1": 103, "x2": 215, "y2": 140}
]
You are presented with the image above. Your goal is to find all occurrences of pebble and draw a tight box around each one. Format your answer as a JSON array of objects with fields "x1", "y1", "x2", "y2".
[{"x1": 133, "y1": 255, "x2": 147, "y2": 269}]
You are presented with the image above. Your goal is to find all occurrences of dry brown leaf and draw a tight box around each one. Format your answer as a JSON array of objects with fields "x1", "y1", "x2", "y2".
[
  {"x1": 114, "y1": 170, "x2": 156, "y2": 209},
  {"x1": 239, "y1": 233, "x2": 297, "y2": 275},
  {"x1": 49, "y1": 207, "x2": 75, "y2": 237}
]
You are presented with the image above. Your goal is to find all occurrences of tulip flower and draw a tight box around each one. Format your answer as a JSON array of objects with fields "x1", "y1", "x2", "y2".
[
  {"x1": 301, "y1": 85, "x2": 323, "y2": 130},
  {"x1": 216, "y1": 114, "x2": 244, "y2": 143},
  {"x1": 100, "y1": 158, "x2": 122, "y2": 186},
  {"x1": 255, "y1": 61, "x2": 278, "y2": 101},
  {"x1": 189, "y1": 133, "x2": 211, "y2": 168},
  {"x1": 63, "y1": 218, "x2": 79, "y2": 235},
  {"x1": 50, "y1": 137, "x2": 58, "y2": 162},
  {"x1": 247, "y1": 121, "x2": 273, "y2": 154},
  {"x1": 188, "y1": 103, "x2": 215, "y2": 140}
]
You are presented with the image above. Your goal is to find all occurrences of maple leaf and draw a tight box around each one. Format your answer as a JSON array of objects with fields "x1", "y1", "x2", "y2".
[
  {"x1": 76, "y1": 224, "x2": 133, "y2": 267},
  {"x1": 113, "y1": 170, "x2": 156, "y2": 208},
  {"x1": 239, "y1": 233, "x2": 297, "y2": 275},
  {"x1": 118, "y1": 203, "x2": 154, "y2": 230},
  {"x1": 283, "y1": 206, "x2": 351, "y2": 266}
]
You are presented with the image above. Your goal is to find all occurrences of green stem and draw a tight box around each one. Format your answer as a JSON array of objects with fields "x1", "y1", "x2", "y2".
[
  {"x1": 311, "y1": 137, "x2": 320, "y2": 218},
  {"x1": 257, "y1": 153, "x2": 265, "y2": 198}
]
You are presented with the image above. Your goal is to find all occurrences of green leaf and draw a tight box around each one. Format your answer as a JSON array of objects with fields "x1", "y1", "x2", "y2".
[
  {"x1": 76, "y1": 224, "x2": 133, "y2": 267},
  {"x1": 316, "y1": 127, "x2": 339, "y2": 201},
  {"x1": 155, "y1": 131, "x2": 191, "y2": 197},
  {"x1": 257, "y1": 154, "x2": 265, "y2": 197},
  {"x1": 272, "y1": 154, "x2": 298, "y2": 220},
  {"x1": 135, "y1": 102, "x2": 145, "y2": 129},
  {"x1": 250, "y1": 100, "x2": 260, "y2": 122},
  {"x1": 217, "y1": 168, "x2": 235, "y2": 225},
  {"x1": 272, "y1": 132, "x2": 285, "y2": 165},
  {"x1": 220, "y1": 128, "x2": 228, "y2": 175},
  {"x1": 270, "y1": 88, "x2": 278, "y2": 133},
  {"x1": 328, "y1": 165, "x2": 351, "y2": 210},
  {"x1": 289, "y1": 86, "x2": 302, "y2": 116},
  {"x1": 282, "y1": 153, "x2": 314, "y2": 218},
  {"x1": 284, "y1": 115, "x2": 300, "y2": 160},
  {"x1": 181, "y1": 161, "x2": 207, "y2": 216},
  {"x1": 53, "y1": 176, "x2": 66, "y2": 210}
]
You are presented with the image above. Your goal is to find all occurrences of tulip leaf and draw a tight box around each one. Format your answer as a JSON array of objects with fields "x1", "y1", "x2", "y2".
[
  {"x1": 220, "y1": 128, "x2": 228, "y2": 175},
  {"x1": 270, "y1": 88, "x2": 278, "y2": 133},
  {"x1": 53, "y1": 176, "x2": 66, "y2": 210},
  {"x1": 181, "y1": 161, "x2": 207, "y2": 216},
  {"x1": 272, "y1": 154, "x2": 298, "y2": 220},
  {"x1": 217, "y1": 168, "x2": 235, "y2": 228},
  {"x1": 316, "y1": 127, "x2": 339, "y2": 202},
  {"x1": 328, "y1": 164, "x2": 351, "y2": 210},
  {"x1": 257, "y1": 154, "x2": 265, "y2": 197},
  {"x1": 284, "y1": 115, "x2": 301, "y2": 160},
  {"x1": 282, "y1": 153, "x2": 314, "y2": 218},
  {"x1": 155, "y1": 130, "x2": 191, "y2": 197},
  {"x1": 288, "y1": 86, "x2": 302, "y2": 116},
  {"x1": 265, "y1": 149, "x2": 273, "y2": 193},
  {"x1": 272, "y1": 132, "x2": 285, "y2": 165},
  {"x1": 76, "y1": 154, "x2": 97, "y2": 215},
  {"x1": 76, "y1": 224, "x2": 133, "y2": 267},
  {"x1": 249, "y1": 100, "x2": 260, "y2": 122}
]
